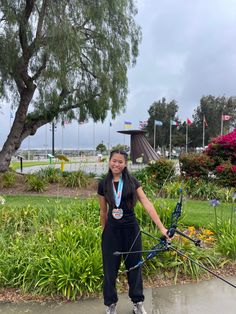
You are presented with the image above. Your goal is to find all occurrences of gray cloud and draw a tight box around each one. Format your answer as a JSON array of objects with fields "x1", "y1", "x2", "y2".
[{"x1": 1, "y1": 0, "x2": 236, "y2": 150}]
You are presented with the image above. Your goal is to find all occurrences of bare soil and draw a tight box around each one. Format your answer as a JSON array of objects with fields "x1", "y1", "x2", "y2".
[{"x1": 0, "y1": 173, "x2": 98, "y2": 198}]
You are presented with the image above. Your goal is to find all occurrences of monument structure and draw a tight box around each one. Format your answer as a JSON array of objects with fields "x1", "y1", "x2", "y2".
[{"x1": 118, "y1": 129, "x2": 159, "y2": 164}]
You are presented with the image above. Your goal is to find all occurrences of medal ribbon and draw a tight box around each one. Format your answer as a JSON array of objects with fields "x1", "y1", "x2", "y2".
[{"x1": 113, "y1": 176, "x2": 123, "y2": 208}]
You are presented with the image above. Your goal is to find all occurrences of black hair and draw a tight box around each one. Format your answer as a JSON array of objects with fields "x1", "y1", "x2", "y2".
[{"x1": 103, "y1": 150, "x2": 137, "y2": 209}]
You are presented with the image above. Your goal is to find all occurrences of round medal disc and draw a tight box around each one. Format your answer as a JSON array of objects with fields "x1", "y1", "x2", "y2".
[{"x1": 112, "y1": 208, "x2": 123, "y2": 220}]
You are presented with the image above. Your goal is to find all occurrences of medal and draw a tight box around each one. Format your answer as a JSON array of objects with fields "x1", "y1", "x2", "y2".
[
  {"x1": 112, "y1": 175, "x2": 124, "y2": 220},
  {"x1": 112, "y1": 208, "x2": 123, "y2": 219}
]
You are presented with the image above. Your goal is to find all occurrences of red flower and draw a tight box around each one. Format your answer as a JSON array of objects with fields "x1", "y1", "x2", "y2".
[{"x1": 216, "y1": 165, "x2": 224, "y2": 173}]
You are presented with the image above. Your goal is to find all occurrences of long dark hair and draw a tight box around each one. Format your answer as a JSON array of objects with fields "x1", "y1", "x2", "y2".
[{"x1": 103, "y1": 150, "x2": 137, "y2": 209}]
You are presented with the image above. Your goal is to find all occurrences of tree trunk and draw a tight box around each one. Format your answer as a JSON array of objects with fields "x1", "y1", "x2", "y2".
[{"x1": 0, "y1": 87, "x2": 35, "y2": 172}]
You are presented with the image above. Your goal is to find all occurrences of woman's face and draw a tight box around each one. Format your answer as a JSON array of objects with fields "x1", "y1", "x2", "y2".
[{"x1": 109, "y1": 153, "x2": 127, "y2": 176}]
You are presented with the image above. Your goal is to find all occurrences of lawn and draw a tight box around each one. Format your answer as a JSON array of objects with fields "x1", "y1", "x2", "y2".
[{"x1": 1, "y1": 194, "x2": 234, "y2": 229}]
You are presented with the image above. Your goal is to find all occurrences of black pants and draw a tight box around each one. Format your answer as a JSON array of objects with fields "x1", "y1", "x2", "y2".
[{"x1": 102, "y1": 223, "x2": 144, "y2": 306}]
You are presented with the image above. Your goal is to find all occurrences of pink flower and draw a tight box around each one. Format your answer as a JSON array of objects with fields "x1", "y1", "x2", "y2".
[
  {"x1": 231, "y1": 165, "x2": 236, "y2": 172},
  {"x1": 216, "y1": 165, "x2": 224, "y2": 173}
]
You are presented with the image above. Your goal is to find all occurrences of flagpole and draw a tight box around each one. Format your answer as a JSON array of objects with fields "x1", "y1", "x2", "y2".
[
  {"x1": 93, "y1": 122, "x2": 95, "y2": 155},
  {"x1": 186, "y1": 123, "x2": 188, "y2": 153},
  {"x1": 220, "y1": 114, "x2": 223, "y2": 135},
  {"x1": 108, "y1": 121, "x2": 111, "y2": 154},
  {"x1": 202, "y1": 115, "x2": 205, "y2": 148},
  {"x1": 45, "y1": 124, "x2": 48, "y2": 157},
  {"x1": 154, "y1": 121, "x2": 156, "y2": 151},
  {"x1": 61, "y1": 125, "x2": 64, "y2": 154},
  {"x1": 77, "y1": 122, "x2": 80, "y2": 157},
  {"x1": 169, "y1": 119, "x2": 172, "y2": 159}
]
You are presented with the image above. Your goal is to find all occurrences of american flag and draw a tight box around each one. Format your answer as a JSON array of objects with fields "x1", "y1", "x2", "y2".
[{"x1": 139, "y1": 120, "x2": 148, "y2": 129}]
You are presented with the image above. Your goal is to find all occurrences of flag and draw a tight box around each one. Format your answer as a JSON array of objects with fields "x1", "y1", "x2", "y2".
[
  {"x1": 187, "y1": 118, "x2": 192, "y2": 125},
  {"x1": 222, "y1": 115, "x2": 232, "y2": 121},
  {"x1": 170, "y1": 120, "x2": 179, "y2": 126},
  {"x1": 139, "y1": 120, "x2": 148, "y2": 129},
  {"x1": 124, "y1": 121, "x2": 132, "y2": 129},
  {"x1": 203, "y1": 116, "x2": 208, "y2": 127},
  {"x1": 155, "y1": 120, "x2": 163, "y2": 126}
]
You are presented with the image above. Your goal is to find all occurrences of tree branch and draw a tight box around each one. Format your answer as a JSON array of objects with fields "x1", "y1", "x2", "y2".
[{"x1": 31, "y1": 53, "x2": 48, "y2": 81}]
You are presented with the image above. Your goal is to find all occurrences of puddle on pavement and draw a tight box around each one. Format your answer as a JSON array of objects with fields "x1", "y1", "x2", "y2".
[{"x1": 0, "y1": 277, "x2": 235, "y2": 314}]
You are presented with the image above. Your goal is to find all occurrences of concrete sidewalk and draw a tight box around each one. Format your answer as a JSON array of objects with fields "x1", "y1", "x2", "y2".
[{"x1": 0, "y1": 276, "x2": 235, "y2": 314}]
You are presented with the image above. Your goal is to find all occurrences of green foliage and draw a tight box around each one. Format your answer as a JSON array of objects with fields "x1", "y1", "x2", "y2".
[
  {"x1": 1, "y1": 171, "x2": 16, "y2": 188},
  {"x1": 213, "y1": 220, "x2": 236, "y2": 259},
  {"x1": 215, "y1": 161, "x2": 236, "y2": 187},
  {"x1": 0, "y1": 0, "x2": 141, "y2": 171},
  {"x1": 210, "y1": 202, "x2": 236, "y2": 259},
  {"x1": 0, "y1": 196, "x2": 234, "y2": 299},
  {"x1": 25, "y1": 174, "x2": 48, "y2": 192},
  {"x1": 96, "y1": 143, "x2": 107, "y2": 153},
  {"x1": 36, "y1": 167, "x2": 62, "y2": 183},
  {"x1": 146, "y1": 158, "x2": 176, "y2": 188},
  {"x1": 111, "y1": 144, "x2": 129, "y2": 152},
  {"x1": 132, "y1": 167, "x2": 158, "y2": 197},
  {"x1": 63, "y1": 171, "x2": 89, "y2": 188},
  {"x1": 190, "y1": 95, "x2": 236, "y2": 147},
  {"x1": 179, "y1": 153, "x2": 214, "y2": 179},
  {"x1": 0, "y1": 200, "x2": 102, "y2": 298}
]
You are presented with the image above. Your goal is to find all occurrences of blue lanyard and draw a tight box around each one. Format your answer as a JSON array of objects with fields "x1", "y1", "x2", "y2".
[{"x1": 112, "y1": 175, "x2": 123, "y2": 208}]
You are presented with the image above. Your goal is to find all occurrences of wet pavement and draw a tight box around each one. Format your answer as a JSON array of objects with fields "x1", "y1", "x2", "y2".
[
  {"x1": 0, "y1": 276, "x2": 235, "y2": 314},
  {"x1": 16, "y1": 162, "x2": 145, "y2": 176}
]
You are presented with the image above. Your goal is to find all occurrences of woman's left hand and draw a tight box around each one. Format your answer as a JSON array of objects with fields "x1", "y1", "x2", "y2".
[{"x1": 160, "y1": 227, "x2": 172, "y2": 241}]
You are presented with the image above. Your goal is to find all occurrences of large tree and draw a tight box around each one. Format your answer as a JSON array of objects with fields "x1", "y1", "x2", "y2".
[
  {"x1": 189, "y1": 95, "x2": 236, "y2": 147},
  {"x1": 146, "y1": 98, "x2": 181, "y2": 150},
  {"x1": 0, "y1": 0, "x2": 141, "y2": 171}
]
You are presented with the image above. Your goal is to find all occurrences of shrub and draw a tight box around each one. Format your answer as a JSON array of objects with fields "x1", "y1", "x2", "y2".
[
  {"x1": 132, "y1": 167, "x2": 158, "y2": 197},
  {"x1": 1, "y1": 172, "x2": 16, "y2": 188},
  {"x1": 205, "y1": 128, "x2": 236, "y2": 165},
  {"x1": 25, "y1": 174, "x2": 48, "y2": 192},
  {"x1": 214, "y1": 161, "x2": 236, "y2": 187},
  {"x1": 146, "y1": 158, "x2": 176, "y2": 188},
  {"x1": 37, "y1": 167, "x2": 62, "y2": 183},
  {"x1": 63, "y1": 171, "x2": 88, "y2": 188},
  {"x1": 179, "y1": 153, "x2": 214, "y2": 179}
]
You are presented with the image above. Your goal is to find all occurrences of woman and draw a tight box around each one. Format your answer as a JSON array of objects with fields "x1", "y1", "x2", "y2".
[{"x1": 98, "y1": 150, "x2": 169, "y2": 314}]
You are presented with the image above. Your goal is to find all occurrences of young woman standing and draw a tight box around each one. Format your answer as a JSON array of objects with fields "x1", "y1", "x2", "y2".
[{"x1": 98, "y1": 150, "x2": 169, "y2": 314}]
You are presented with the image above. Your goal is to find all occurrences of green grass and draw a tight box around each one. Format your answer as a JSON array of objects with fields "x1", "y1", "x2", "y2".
[
  {"x1": 2, "y1": 194, "x2": 79, "y2": 209},
  {"x1": 1, "y1": 195, "x2": 234, "y2": 228},
  {"x1": 10, "y1": 161, "x2": 63, "y2": 171},
  {"x1": 181, "y1": 198, "x2": 234, "y2": 228}
]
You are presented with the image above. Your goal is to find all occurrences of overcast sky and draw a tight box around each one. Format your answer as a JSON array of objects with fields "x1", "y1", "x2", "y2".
[{"x1": 1, "y1": 0, "x2": 236, "y2": 151}]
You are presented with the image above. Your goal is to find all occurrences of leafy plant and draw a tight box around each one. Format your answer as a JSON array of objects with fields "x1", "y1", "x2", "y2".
[
  {"x1": 25, "y1": 174, "x2": 48, "y2": 192},
  {"x1": 1, "y1": 172, "x2": 16, "y2": 188},
  {"x1": 215, "y1": 161, "x2": 236, "y2": 187},
  {"x1": 146, "y1": 158, "x2": 176, "y2": 188},
  {"x1": 63, "y1": 171, "x2": 89, "y2": 188},
  {"x1": 37, "y1": 167, "x2": 62, "y2": 183}
]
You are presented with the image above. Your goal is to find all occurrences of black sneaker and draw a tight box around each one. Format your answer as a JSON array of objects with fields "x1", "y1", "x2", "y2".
[
  {"x1": 105, "y1": 303, "x2": 117, "y2": 314},
  {"x1": 133, "y1": 302, "x2": 147, "y2": 314}
]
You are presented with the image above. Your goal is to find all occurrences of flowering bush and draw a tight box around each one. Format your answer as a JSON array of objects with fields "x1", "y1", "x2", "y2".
[
  {"x1": 205, "y1": 128, "x2": 236, "y2": 165},
  {"x1": 215, "y1": 161, "x2": 236, "y2": 187},
  {"x1": 179, "y1": 153, "x2": 214, "y2": 179}
]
